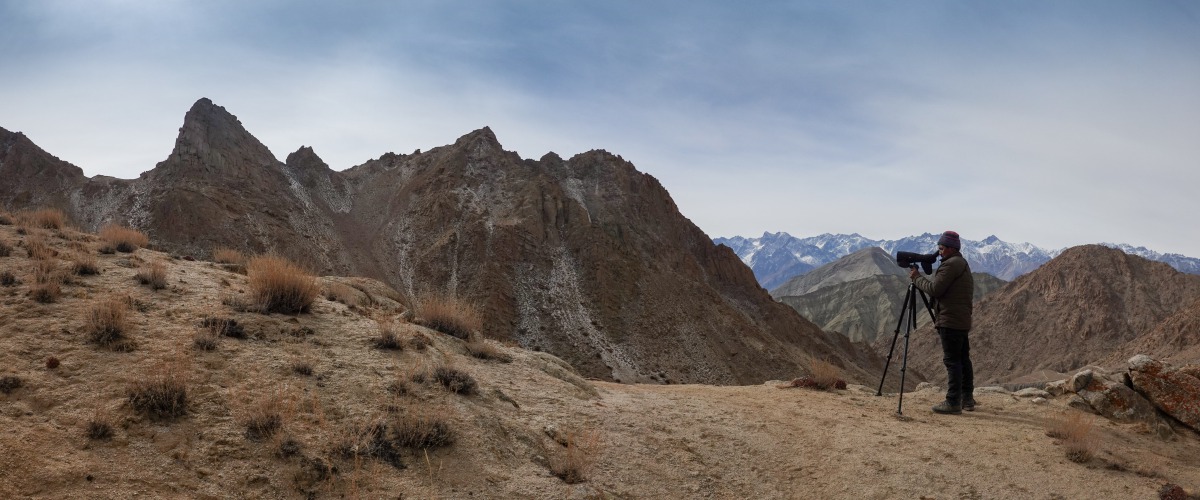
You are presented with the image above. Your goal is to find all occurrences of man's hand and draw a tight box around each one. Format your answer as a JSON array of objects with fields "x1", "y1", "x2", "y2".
[{"x1": 909, "y1": 267, "x2": 920, "y2": 280}]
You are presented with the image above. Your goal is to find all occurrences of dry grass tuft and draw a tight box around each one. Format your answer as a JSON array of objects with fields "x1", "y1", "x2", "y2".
[
  {"x1": 86, "y1": 408, "x2": 115, "y2": 440},
  {"x1": 71, "y1": 252, "x2": 100, "y2": 276},
  {"x1": 192, "y1": 329, "x2": 220, "y2": 351},
  {"x1": 86, "y1": 298, "x2": 131, "y2": 348},
  {"x1": 373, "y1": 320, "x2": 404, "y2": 350},
  {"x1": 212, "y1": 247, "x2": 246, "y2": 265},
  {"x1": 548, "y1": 429, "x2": 602, "y2": 484},
  {"x1": 0, "y1": 375, "x2": 23, "y2": 394},
  {"x1": 127, "y1": 361, "x2": 189, "y2": 420},
  {"x1": 808, "y1": 359, "x2": 846, "y2": 389},
  {"x1": 247, "y1": 254, "x2": 320, "y2": 314},
  {"x1": 0, "y1": 212, "x2": 12, "y2": 225},
  {"x1": 45, "y1": 356, "x2": 60, "y2": 369},
  {"x1": 291, "y1": 359, "x2": 314, "y2": 376},
  {"x1": 390, "y1": 406, "x2": 456, "y2": 449},
  {"x1": 1, "y1": 270, "x2": 18, "y2": 287},
  {"x1": 417, "y1": 294, "x2": 482, "y2": 339},
  {"x1": 18, "y1": 208, "x2": 67, "y2": 229},
  {"x1": 1046, "y1": 410, "x2": 1098, "y2": 463},
  {"x1": 432, "y1": 366, "x2": 477, "y2": 395},
  {"x1": 136, "y1": 261, "x2": 168, "y2": 290},
  {"x1": 239, "y1": 391, "x2": 292, "y2": 441},
  {"x1": 325, "y1": 282, "x2": 361, "y2": 307},
  {"x1": 99, "y1": 224, "x2": 150, "y2": 252},
  {"x1": 200, "y1": 316, "x2": 245, "y2": 338},
  {"x1": 26, "y1": 236, "x2": 56, "y2": 260},
  {"x1": 465, "y1": 339, "x2": 513, "y2": 363},
  {"x1": 0, "y1": 239, "x2": 11, "y2": 257},
  {"x1": 29, "y1": 282, "x2": 62, "y2": 303}
]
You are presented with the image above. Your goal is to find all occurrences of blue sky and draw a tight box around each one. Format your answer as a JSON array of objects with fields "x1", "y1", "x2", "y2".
[{"x1": 3, "y1": 1, "x2": 1199, "y2": 256}]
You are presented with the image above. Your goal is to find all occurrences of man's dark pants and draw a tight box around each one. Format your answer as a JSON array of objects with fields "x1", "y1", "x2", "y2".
[{"x1": 937, "y1": 327, "x2": 973, "y2": 404}]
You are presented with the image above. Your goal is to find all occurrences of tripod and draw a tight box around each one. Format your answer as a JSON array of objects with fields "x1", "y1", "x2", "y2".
[{"x1": 875, "y1": 270, "x2": 937, "y2": 415}]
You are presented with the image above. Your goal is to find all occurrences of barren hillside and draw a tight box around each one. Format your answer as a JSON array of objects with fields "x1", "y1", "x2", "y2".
[{"x1": 2, "y1": 220, "x2": 1199, "y2": 499}]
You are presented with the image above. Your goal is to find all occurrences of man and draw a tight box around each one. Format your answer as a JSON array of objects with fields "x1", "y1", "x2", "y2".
[{"x1": 909, "y1": 230, "x2": 975, "y2": 415}]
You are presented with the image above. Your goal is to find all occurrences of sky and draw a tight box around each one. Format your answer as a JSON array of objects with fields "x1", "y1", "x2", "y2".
[{"x1": 2, "y1": 1, "x2": 1199, "y2": 256}]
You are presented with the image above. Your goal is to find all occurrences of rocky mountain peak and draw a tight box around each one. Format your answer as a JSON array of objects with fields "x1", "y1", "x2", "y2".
[
  {"x1": 151, "y1": 98, "x2": 279, "y2": 180},
  {"x1": 285, "y1": 146, "x2": 329, "y2": 172}
]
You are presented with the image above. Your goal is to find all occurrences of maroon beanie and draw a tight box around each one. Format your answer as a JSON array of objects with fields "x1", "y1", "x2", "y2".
[{"x1": 938, "y1": 231, "x2": 961, "y2": 250}]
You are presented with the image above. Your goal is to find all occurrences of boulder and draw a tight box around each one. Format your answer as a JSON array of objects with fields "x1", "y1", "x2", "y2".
[
  {"x1": 1045, "y1": 379, "x2": 1069, "y2": 397},
  {"x1": 1129, "y1": 355, "x2": 1200, "y2": 431},
  {"x1": 1014, "y1": 387, "x2": 1051, "y2": 398},
  {"x1": 1071, "y1": 369, "x2": 1163, "y2": 424}
]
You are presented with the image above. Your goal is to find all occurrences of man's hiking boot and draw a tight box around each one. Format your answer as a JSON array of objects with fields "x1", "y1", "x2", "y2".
[
  {"x1": 932, "y1": 401, "x2": 962, "y2": 415},
  {"x1": 962, "y1": 398, "x2": 977, "y2": 412}
]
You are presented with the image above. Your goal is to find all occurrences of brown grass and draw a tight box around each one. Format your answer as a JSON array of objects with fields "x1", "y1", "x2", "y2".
[
  {"x1": 127, "y1": 360, "x2": 189, "y2": 420},
  {"x1": 71, "y1": 252, "x2": 100, "y2": 275},
  {"x1": 0, "y1": 212, "x2": 12, "y2": 225},
  {"x1": 0, "y1": 375, "x2": 23, "y2": 394},
  {"x1": 86, "y1": 408, "x2": 115, "y2": 440},
  {"x1": 0, "y1": 239, "x2": 11, "y2": 257},
  {"x1": 417, "y1": 294, "x2": 482, "y2": 339},
  {"x1": 212, "y1": 247, "x2": 246, "y2": 265},
  {"x1": 86, "y1": 298, "x2": 131, "y2": 347},
  {"x1": 1046, "y1": 410, "x2": 1098, "y2": 463},
  {"x1": 1, "y1": 270, "x2": 18, "y2": 287},
  {"x1": 373, "y1": 320, "x2": 404, "y2": 350},
  {"x1": 390, "y1": 406, "x2": 456, "y2": 449},
  {"x1": 432, "y1": 366, "x2": 477, "y2": 395},
  {"x1": 136, "y1": 261, "x2": 168, "y2": 290},
  {"x1": 238, "y1": 390, "x2": 293, "y2": 441},
  {"x1": 808, "y1": 359, "x2": 847, "y2": 390},
  {"x1": 29, "y1": 282, "x2": 62, "y2": 303},
  {"x1": 18, "y1": 208, "x2": 66, "y2": 229},
  {"x1": 25, "y1": 236, "x2": 56, "y2": 260},
  {"x1": 548, "y1": 428, "x2": 602, "y2": 484},
  {"x1": 465, "y1": 340, "x2": 513, "y2": 363},
  {"x1": 99, "y1": 224, "x2": 150, "y2": 252},
  {"x1": 247, "y1": 254, "x2": 320, "y2": 314},
  {"x1": 325, "y1": 282, "x2": 361, "y2": 307}
]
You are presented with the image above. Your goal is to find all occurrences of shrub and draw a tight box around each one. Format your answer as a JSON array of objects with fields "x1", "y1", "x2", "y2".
[
  {"x1": 0, "y1": 239, "x2": 11, "y2": 257},
  {"x1": 433, "y1": 366, "x2": 477, "y2": 395},
  {"x1": 136, "y1": 261, "x2": 168, "y2": 290},
  {"x1": 0, "y1": 212, "x2": 12, "y2": 225},
  {"x1": 212, "y1": 247, "x2": 245, "y2": 265},
  {"x1": 417, "y1": 294, "x2": 482, "y2": 339},
  {"x1": 291, "y1": 359, "x2": 314, "y2": 376},
  {"x1": 72, "y1": 253, "x2": 100, "y2": 276},
  {"x1": 127, "y1": 362, "x2": 188, "y2": 420},
  {"x1": 0, "y1": 375, "x2": 23, "y2": 394},
  {"x1": 98, "y1": 224, "x2": 149, "y2": 252},
  {"x1": 808, "y1": 359, "x2": 847, "y2": 390},
  {"x1": 241, "y1": 395, "x2": 285, "y2": 441},
  {"x1": 0, "y1": 270, "x2": 17, "y2": 287},
  {"x1": 548, "y1": 429, "x2": 602, "y2": 484},
  {"x1": 1047, "y1": 410, "x2": 1097, "y2": 463},
  {"x1": 247, "y1": 255, "x2": 320, "y2": 314},
  {"x1": 46, "y1": 357, "x2": 60, "y2": 369},
  {"x1": 86, "y1": 409, "x2": 114, "y2": 440},
  {"x1": 18, "y1": 208, "x2": 66, "y2": 229},
  {"x1": 25, "y1": 236, "x2": 56, "y2": 260},
  {"x1": 373, "y1": 320, "x2": 404, "y2": 350},
  {"x1": 29, "y1": 282, "x2": 61, "y2": 303},
  {"x1": 466, "y1": 340, "x2": 513, "y2": 362},
  {"x1": 192, "y1": 329, "x2": 220, "y2": 351},
  {"x1": 200, "y1": 316, "x2": 245, "y2": 338},
  {"x1": 86, "y1": 298, "x2": 130, "y2": 347},
  {"x1": 390, "y1": 407, "x2": 455, "y2": 449}
]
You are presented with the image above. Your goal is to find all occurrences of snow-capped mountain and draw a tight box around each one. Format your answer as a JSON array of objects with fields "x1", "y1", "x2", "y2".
[{"x1": 713, "y1": 232, "x2": 1200, "y2": 290}]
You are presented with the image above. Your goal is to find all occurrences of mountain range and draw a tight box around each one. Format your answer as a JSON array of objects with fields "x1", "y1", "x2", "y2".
[
  {"x1": 0, "y1": 98, "x2": 879, "y2": 386},
  {"x1": 773, "y1": 247, "x2": 1007, "y2": 343},
  {"x1": 715, "y1": 232, "x2": 1200, "y2": 290}
]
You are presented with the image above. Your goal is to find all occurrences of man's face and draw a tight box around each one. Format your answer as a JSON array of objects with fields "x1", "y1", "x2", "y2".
[{"x1": 937, "y1": 244, "x2": 951, "y2": 259}]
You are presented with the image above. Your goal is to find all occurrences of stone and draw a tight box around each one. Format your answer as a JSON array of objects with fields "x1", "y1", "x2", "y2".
[
  {"x1": 1128, "y1": 355, "x2": 1200, "y2": 432},
  {"x1": 1014, "y1": 388, "x2": 1051, "y2": 398},
  {"x1": 1044, "y1": 379, "x2": 1069, "y2": 397}
]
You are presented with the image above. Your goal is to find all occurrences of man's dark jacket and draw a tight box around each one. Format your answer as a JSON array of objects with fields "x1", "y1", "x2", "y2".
[{"x1": 914, "y1": 253, "x2": 973, "y2": 330}]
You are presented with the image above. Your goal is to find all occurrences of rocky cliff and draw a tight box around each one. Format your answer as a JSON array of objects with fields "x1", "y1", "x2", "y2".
[{"x1": 0, "y1": 98, "x2": 881, "y2": 385}]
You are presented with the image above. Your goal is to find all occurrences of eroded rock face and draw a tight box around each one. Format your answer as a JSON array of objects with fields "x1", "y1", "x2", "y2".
[
  {"x1": 1, "y1": 98, "x2": 884, "y2": 386},
  {"x1": 1129, "y1": 355, "x2": 1200, "y2": 431}
]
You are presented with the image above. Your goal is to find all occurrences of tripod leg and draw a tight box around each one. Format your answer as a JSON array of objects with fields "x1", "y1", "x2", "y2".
[
  {"x1": 876, "y1": 285, "x2": 914, "y2": 396},
  {"x1": 897, "y1": 284, "x2": 918, "y2": 415}
]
